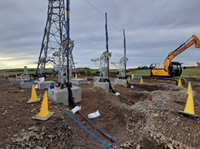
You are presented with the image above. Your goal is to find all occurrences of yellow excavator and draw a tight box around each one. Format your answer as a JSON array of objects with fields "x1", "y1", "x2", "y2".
[{"x1": 150, "y1": 35, "x2": 200, "y2": 77}]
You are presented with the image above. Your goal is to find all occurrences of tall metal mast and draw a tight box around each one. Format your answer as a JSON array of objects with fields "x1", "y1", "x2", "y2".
[
  {"x1": 91, "y1": 13, "x2": 112, "y2": 82},
  {"x1": 36, "y1": 0, "x2": 65, "y2": 75},
  {"x1": 66, "y1": 0, "x2": 70, "y2": 85},
  {"x1": 123, "y1": 29, "x2": 127, "y2": 78},
  {"x1": 105, "y1": 13, "x2": 110, "y2": 80},
  {"x1": 111, "y1": 29, "x2": 128, "y2": 79}
]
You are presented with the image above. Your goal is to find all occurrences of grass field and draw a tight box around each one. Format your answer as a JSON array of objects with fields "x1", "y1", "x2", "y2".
[
  {"x1": 0, "y1": 68, "x2": 53, "y2": 75},
  {"x1": 182, "y1": 68, "x2": 200, "y2": 74},
  {"x1": 131, "y1": 68, "x2": 200, "y2": 75},
  {"x1": 131, "y1": 69, "x2": 150, "y2": 75},
  {"x1": 90, "y1": 69, "x2": 118, "y2": 74}
]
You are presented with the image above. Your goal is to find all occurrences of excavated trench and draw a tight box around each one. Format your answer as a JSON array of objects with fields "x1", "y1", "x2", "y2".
[{"x1": 132, "y1": 84, "x2": 181, "y2": 92}]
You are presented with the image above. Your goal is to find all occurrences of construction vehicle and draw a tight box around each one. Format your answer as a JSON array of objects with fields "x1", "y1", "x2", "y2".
[{"x1": 150, "y1": 35, "x2": 200, "y2": 77}]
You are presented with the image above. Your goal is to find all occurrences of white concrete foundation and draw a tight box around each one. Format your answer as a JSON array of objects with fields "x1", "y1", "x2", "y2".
[
  {"x1": 48, "y1": 86, "x2": 82, "y2": 106},
  {"x1": 38, "y1": 81, "x2": 56, "y2": 89},
  {"x1": 71, "y1": 78, "x2": 87, "y2": 85},
  {"x1": 115, "y1": 79, "x2": 130, "y2": 87},
  {"x1": 21, "y1": 81, "x2": 39, "y2": 89},
  {"x1": 93, "y1": 82, "x2": 115, "y2": 93}
]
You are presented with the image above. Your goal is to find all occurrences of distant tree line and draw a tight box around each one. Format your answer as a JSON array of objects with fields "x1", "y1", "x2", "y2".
[{"x1": 137, "y1": 66, "x2": 149, "y2": 70}]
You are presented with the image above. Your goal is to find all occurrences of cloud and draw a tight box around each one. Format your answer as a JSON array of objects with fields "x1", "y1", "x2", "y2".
[{"x1": 0, "y1": 0, "x2": 200, "y2": 69}]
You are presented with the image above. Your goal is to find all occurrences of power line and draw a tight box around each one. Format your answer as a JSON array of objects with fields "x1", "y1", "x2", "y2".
[
  {"x1": 85, "y1": 0, "x2": 153, "y2": 58},
  {"x1": 107, "y1": 0, "x2": 157, "y2": 56},
  {"x1": 103, "y1": 0, "x2": 157, "y2": 60},
  {"x1": 70, "y1": 10, "x2": 124, "y2": 48}
]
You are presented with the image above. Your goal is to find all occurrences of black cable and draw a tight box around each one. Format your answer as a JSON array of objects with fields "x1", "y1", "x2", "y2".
[
  {"x1": 78, "y1": 111, "x2": 117, "y2": 142},
  {"x1": 106, "y1": 79, "x2": 135, "y2": 104}
]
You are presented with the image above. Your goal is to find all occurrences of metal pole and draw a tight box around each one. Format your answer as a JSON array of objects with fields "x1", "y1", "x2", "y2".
[
  {"x1": 66, "y1": 0, "x2": 70, "y2": 85},
  {"x1": 105, "y1": 13, "x2": 109, "y2": 80},
  {"x1": 66, "y1": 0, "x2": 70, "y2": 40},
  {"x1": 105, "y1": 13, "x2": 109, "y2": 52},
  {"x1": 123, "y1": 29, "x2": 126, "y2": 78}
]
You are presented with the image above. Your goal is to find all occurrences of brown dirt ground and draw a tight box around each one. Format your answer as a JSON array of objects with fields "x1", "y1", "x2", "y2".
[{"x1": 0, "y1": 75, "x2": 200, "y2": 149}]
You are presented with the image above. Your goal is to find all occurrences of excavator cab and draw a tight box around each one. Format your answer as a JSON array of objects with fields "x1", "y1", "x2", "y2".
[{"x1": 168, "y1": 62, "x2": 182, "y2": 77}]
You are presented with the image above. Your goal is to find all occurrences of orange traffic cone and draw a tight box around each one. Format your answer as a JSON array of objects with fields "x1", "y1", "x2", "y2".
[
  {"x1": 178, "y1": 91, "x2": 199, "y2": 118},
  {"x1": 32, "y1": 91, "x2": 54, "y2": 121},
  {"x1": 27, "y1": 84, "x2": 41, "y2": 103}
]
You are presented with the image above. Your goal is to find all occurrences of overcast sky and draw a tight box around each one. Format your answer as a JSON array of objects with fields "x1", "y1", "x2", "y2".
[{"x1": 0, "y1": 0, "x2": 200, "y2": 69}]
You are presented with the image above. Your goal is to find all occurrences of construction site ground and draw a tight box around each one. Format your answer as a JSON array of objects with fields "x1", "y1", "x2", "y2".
[{"x1": 1, "y1": 75, "x2": 200, "y2": 149}]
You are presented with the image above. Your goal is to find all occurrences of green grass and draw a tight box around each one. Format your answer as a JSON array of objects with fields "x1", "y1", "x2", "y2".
[
  {"x1": 109, "y1": 69, "x2": 118, "y2": 73},
  {"x1": 0, "y1": 68, "x2": 53, "y2": 75},
  {"x1": 132, "y1": 69, "x2": 150, "y2": 75},
  {"x1": 182, "y1": 68, "x2": 200, "y2": 74},
  {"x1": 90, "y1": 70, "x2": 98, "y2": 74},
  {"x1": 90, "y1": 69, "x2": 118, "y2": 74}
]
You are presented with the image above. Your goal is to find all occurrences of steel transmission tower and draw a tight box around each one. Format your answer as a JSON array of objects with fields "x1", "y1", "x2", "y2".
[{"x1": 36, "y1": 0, "x2": 66, "y2": 75}]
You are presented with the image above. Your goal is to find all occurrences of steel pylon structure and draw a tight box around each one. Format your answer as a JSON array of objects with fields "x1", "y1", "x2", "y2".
[
  {"x1": 111, "y1": 29, "x2": 128, "y2": 79},
  {"x1": 36, "y1": 0, "x2": 66, "y2": 75},
  {"x1": 91, "y1": 13, "x2": 112, "y2": 82}
]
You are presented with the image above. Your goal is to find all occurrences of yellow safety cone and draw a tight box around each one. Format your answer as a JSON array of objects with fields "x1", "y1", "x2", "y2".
[
  {"x1": 128, "y1": 76, "x2": 131, "y2": 79},
  {"x1": 32, "y1": 91, "x2": 54, "y2": 121},
  {"x1": 140, "y1": 77, "x2": 143, "y2": 84},
  {"x1": 187, "y1": 82, "x2": 192, "y2": 94},
  {"x1": 27, "y1": 84, "x2": 41, "y2": 103},
  {"x1": 75, "y1": 73, "x2": 78, "y2": 79},
  {"x1": 131, "y1": 74, "x2": 134, "y2": 80},
  {"x1": 178, "y1": 78, "x2": 182, "y2": 86},
  {"x1": 184, "y1": 93, "x2": 195, "y2": 114},
  {"x1": 178, "y1": 92, "x2": 199, "y2": 118},
  {"x1": 15, "y1": 74, "x2": 17, "y2": 77},
  {"x1": 85, "y1": 77, "x2": 87, "y2": 81}
]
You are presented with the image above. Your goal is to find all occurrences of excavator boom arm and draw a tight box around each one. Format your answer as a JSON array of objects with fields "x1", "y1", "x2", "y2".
[{"x1": 164, "y1": 35, "x2": 200, "y2": 71}]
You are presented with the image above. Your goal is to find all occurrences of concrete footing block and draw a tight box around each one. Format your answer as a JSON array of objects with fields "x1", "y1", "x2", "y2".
[
  {"x1": 38, "y1": 81, "x2": 56, "y2": 89},
  {"x1": 71, "y1": 79, "x2": 87, "y2": 85},
  {"x1": 48, "y1": 86, "x2": 82, "y2": 106},
  {"x1": 115, "y1": 79, "x2": 129, "y2": 87},
  {"x1": 93, "y1": 82, "x2": 114, "y2": 93},
  {"x1": 21, "y1": 81, "x2": 38, "y2": 89},
  {"x1": 10, "y1": 81, "x2": 21, "y2": 85}
]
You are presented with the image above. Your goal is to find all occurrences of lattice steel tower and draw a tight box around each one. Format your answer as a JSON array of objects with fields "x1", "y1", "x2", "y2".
[{"x1": 36, "y1": 0, "x2": 66, "y2": 74}]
